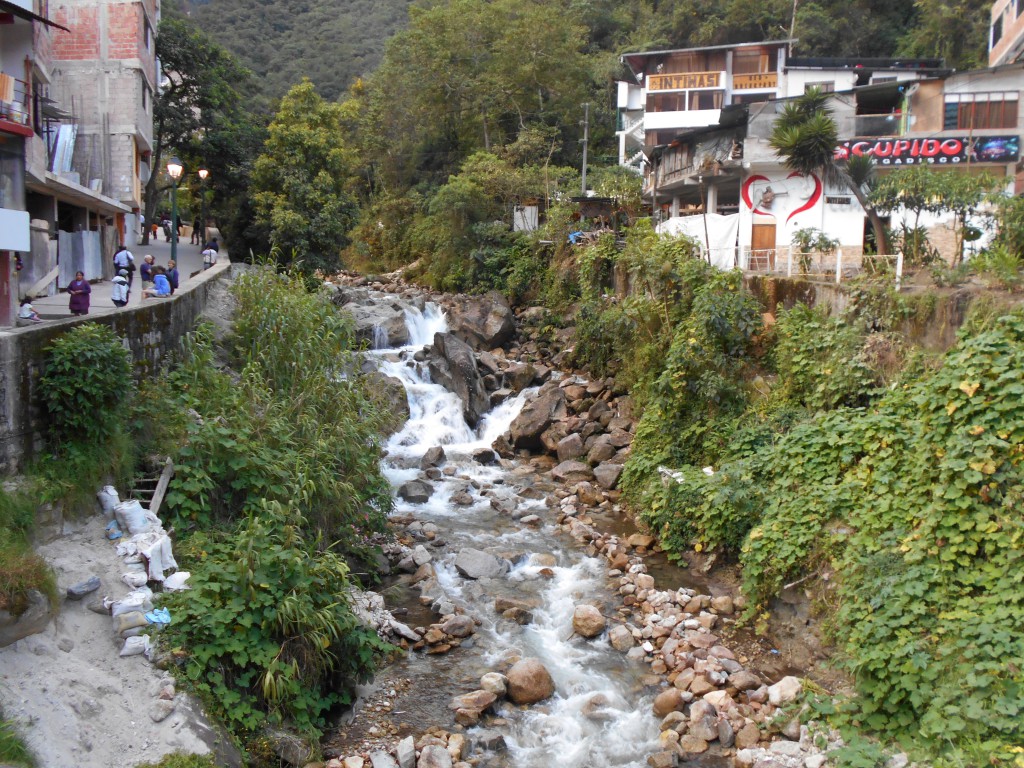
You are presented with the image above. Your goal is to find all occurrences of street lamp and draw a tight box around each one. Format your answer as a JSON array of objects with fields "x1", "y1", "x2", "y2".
[
  {"x1": 166, "y1": 156, "x2": 184, "y2": 263},
  {"x1": 197, "y1": 167, "x2": 209, "y2": 246}
]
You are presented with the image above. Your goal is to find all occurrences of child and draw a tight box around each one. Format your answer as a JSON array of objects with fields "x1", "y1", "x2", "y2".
[
  {"x1": 111, "y1": 269, "x2": 130, "y2": 307},
  {"x1": 17, "y1": 298, "x2": 42, "y2": 325}
]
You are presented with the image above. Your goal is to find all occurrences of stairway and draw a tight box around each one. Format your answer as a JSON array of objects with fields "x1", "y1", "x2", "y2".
[{"x1": 127, "y1": 459, "x2": 175, "y2": 516}]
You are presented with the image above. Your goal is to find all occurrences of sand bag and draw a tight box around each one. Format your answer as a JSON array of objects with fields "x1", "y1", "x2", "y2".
[
  {"x1": 114, "y1": 501, "x2": 156, "y2": 535},
  {"x1": 112, "y1": 588, "x2": 153, "y2": 617},
  {"x1": 142, "y1": 535, "x2": 178, "y2": 582},
  {"x1": 163, "y1": 572, "x2": 190, "y2": 591},
  {"x1": 122, "y1": 571, "x2": 149, "y2": 588},
  {"x1": 120, "y1": 635, "x2": 151, "y2": 657},
  {"x1": 112, "y1": 611, "x2": 149, "y2": 636},
  {"x1": 97, "y1": 486, "x2": 120, "y2": 517}
]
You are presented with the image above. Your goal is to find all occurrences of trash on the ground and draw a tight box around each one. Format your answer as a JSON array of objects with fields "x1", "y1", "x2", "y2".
[
  {"x1": 162, "y1": 572, "x2": 191, "y2": 591},
  {"x1": 105, "y1": 520, "x2": 122, "y2": 540},
  {"x1": 145, "y1": 607, "x2": 171, "y2": 627}
]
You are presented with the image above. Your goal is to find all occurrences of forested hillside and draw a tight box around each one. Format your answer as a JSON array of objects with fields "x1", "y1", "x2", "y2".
[
  {"x1": 179, "y1": 0, "x2": 413, "y2": 102},
  {"x1": 177, "y1": 0, "x2": 991, "y2": 107}
]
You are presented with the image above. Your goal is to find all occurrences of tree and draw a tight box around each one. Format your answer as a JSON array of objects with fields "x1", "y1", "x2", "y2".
[
  {"x1": 251, "y1": 80, "x2": 360, "y2": 273},
  {"x1": 144, "y1": 18, "x2": 250, "y2": 244},
  {"x1": 872, "y1": 166, "x2": 998, "y2": 264},
  {"x1": 770, "y1": 88, "x2": 890, "y2": 254}
]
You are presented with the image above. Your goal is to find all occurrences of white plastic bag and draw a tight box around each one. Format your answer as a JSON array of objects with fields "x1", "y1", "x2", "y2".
[
  {"x1": 162, "y1": 572, "x2": 191, "y2": 591},
  {"x1": 142, "y1": 535, "x2": 178, "y2": 582}
]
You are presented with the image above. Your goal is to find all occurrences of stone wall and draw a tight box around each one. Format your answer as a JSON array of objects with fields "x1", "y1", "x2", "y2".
[{"x1": 0, "y1": 263, "x2": 230, "y2": 473}]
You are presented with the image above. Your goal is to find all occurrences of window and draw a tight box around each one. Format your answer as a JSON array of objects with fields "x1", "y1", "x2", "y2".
[
  {"x1": 733, "y1": 49, "x2": 776, "y2": 75},
  {"x1": 944, "y1": 92, "x2": 1019, "y2": 129},
  {"x1": 805, "y1": 81, "x2": 835, "y2": 93},
  {"x1": 733, "y1": 92, "x2": 771, "y2": 105},
  {"x1": 647, "y1": 92, "x2": 687, "y2": 111},
  {"x1": 142, "y1": 84, "x2": 148, "y2": 112},
  {"x1": 0, "y1": 138, "x2": 27, "y2": 211},
  {"x1": 145, "y1": 23, "x2": 152, "y2": 51},
  {"x1": 689, "y1": 90, "x2": 723, "y2": 110},
  {"x1": 992, "y1": 15, "x2": 1004, "y2": 45}
]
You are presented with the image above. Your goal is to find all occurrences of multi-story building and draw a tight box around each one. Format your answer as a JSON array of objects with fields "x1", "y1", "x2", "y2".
[
  {"x1": 49, "y1": 0, "x2": 158, "y2": 236},
  {"x1": 989, "y1": 0, "x2": 1024, "y2": 66},
  {"x1": 1, "y1": 0, "x2": 140, "y2": 327}
]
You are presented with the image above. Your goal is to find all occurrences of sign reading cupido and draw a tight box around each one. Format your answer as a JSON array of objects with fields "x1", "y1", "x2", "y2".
[{"x1": 835, "y1": 136, "x2": 1020, "y2": 165}]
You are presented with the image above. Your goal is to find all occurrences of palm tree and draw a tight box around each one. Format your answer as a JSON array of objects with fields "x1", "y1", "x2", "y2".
[{"x1": 769, "y1": 88, "x2": 890, "y2": 254}]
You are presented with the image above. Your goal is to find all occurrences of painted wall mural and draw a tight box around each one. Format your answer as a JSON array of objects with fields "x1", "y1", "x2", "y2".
[{"x1": 741, "y1": 171, "x2": 822, "y2": 223}]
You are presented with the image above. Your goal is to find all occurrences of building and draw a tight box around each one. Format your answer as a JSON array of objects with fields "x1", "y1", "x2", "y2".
[
  {"x1": 49, "y1": 0, "x2": 158, "y2": 236},
  {"x1": 636, "y1": 53, "x2": 1022, "y2": 268},
  {"x1": 990, "y1": 0, "x2": 1024, "y2": 66},
  {"x1": 1, "y1": 0, "x2": 140, "y2": 327}
]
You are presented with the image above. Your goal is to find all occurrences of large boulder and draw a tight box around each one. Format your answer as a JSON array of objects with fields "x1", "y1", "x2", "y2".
[
  {"x1": 508, "y1": 382, "x2": 567, "y2": 450},
  {"x1": 417, "y1": 744, "x2": 453, "y2": 768},
  {"x1": 364, "y1": 371, "x2": 410, "y2": 434},
  {"x1": 427, "y1": 333, "x2": 490, "y2": 427},
  {"x1": 593, "y1": 462, "x2": 624, "y2": 490},
  {"x1": 454, "y1": 548, "x2": 507, "y2": 580},
  {"x1": 0, "y1": 590, "x2": 54, "y2": 648},
  {"x1": 446, "y1": 292, "x2": 516, "y2": 351},
  {"x1": 339, "y1": 299, "x2": 410, "y2": 348},
  {"x1": 398, "y1": 480, "x2": 433, "y2": 504},
  {"x1": 506, "y1": 658, "x2": 555, "y2": 704},
  {"x1": 552, "y1": 461, "x2": 595, "y2": 485}
]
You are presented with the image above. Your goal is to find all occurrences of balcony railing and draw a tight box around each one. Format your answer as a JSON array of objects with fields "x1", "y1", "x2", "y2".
[{"x1": 0, "y1": 74, "x2": 32, "y2": 131}]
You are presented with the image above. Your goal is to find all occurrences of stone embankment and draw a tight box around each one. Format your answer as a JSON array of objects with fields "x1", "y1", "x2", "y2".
[{"x1": 322, "y1": 272, "x2": 855, "y2": 768}]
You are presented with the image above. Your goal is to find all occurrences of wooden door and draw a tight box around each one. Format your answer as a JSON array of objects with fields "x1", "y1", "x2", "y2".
[{"x1": 750, "y1": 223, "x2": 776, "y2": 270}]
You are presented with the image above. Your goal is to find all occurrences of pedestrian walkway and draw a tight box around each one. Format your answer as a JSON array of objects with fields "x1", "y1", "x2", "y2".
[{"x1": 30, "y1": 236, "x2": 225, "y2": 321}]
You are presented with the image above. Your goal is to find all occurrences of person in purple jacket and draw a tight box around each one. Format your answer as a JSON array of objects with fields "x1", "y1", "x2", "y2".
[{"x1": 68, "y1": 271, "x2": 91, "y2": 316}]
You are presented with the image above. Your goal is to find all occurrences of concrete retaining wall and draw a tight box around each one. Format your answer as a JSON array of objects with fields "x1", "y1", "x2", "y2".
[{"x1": 0, "y1": 262, "x2": 230, "y2": 472}]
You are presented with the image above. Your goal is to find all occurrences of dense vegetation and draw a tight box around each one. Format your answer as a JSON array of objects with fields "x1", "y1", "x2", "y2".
[
  {"x1": 565, "y1": 223, "x2": 1024, "y2": 764},
  {"x1": 155, "y1": 268, "x2": 394, "y2": 744}
]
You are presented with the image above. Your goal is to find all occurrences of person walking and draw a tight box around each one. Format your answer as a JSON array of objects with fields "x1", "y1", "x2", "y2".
[
  {"x1": 68, "y1": 271, "x2": 91, "y2": 315},
  {"x1": 113, "y1": 244, "x2": 136, "y2": 289},
  {"x1": 190, "y1": 215, "x2": 202, "y2": 245},
  {"x1": 111, "y1": 269, "x2": 130, "y2": 307}
]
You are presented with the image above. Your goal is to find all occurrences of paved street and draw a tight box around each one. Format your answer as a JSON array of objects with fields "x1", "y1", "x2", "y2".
[{"x1": 30, "y1": 234, "x2": 225, "y2": 320}]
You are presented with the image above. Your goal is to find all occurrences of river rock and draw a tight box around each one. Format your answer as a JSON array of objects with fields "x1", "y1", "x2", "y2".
[
  {"x1": 450, "y1": 690, "x2": 497, "y2": 712},
  {"x1": 556, "y1": 433, "x2": 585, "y2": 462},
  {"x1": 417, "y1": 744, "x2": 453, "y2": 768},
  {"x1": 399, "y1": 481, "x2": 433, "y2": 504},
  {"x1": 647, "y1": 751, "x2": 678, "y2": 768},
  {"x1": 480, "y1": 672, "x2": 508, "y2": 697},
  {"x1": 341, "y1": 300, "x2": 410, "y2": 348},
  {"x1": 66, "y1": 575, "x2": 101, "y2": 600},
  {"x1": 728, "y1": 670, "x2": 761, "y2": 691},
  {"x1": 421, "y1": 446, "x2": 447, "y2": 468},
  {"x1": 768, "y1": 676, "x2": 803, "y2": 706},
  {"x1": 505, "y1": 363, "x2": 537, "y2": 392},
  {"x1": 396, "y1": 736, "x2": 416, "y2": 768},
  {"x1": 265, "y1": 726, "x2": 315, "y2": 766},
  {"x1": 506, "y1": 657, "x2": 555, "y2": 704},
  {"x1": 653, "y1": 688, "x2": 686, "y2": 717},
  {"x1": 572, "y1": 604, "x2": 606, "y2": 638},
  {"x1": 735, "y1": 722, "x2": 761, "y2": 749},
  {"x1": 587, "y1": 437, "x2": 616, "y2": 464},
  {"x1": 508, "y1": 383, "x2": 567, "y2": 450},
  {"x1": 472, "y1": 448, "x2": 498, "y2": 465},
  {"x1": 609, "y1": 624, "x2": 635, "y2": 651},
  {"x1": 441, "y1": 615, "x2": 476, "y2": 638},
  {"x1": 454, "y1": 549, "x2": 506, "y2": 580},
  {"x1": 0, "y1": 590, "x2": 54, "y2": 648},
  {"x1": 574, "y1": 481, "x2": 603, "y2": 506},
  {"x1": 427, "y1": 333, "x2": 490, "y2": 427},
  {"x1": 370, "y1": 752, "x2": 400, "y2": 768},
  {"x1": 365, "y1": 371, "x2": 410, "y2": 430},
  {"x1": 446, "y1": 292, "x2": 515, "y2": 351},
  {"x1": 471, "y1": 729, "x2": 507, "y2": 752},
  {"x1": 678, "y1": 734, "x2": 709, "y2": 753},
  {"x1": 710, "y1": 595, "x2": 734, "y2": 614},
  {"x1": 551, "y1": 461, "x2": 594, "y2": 484}
]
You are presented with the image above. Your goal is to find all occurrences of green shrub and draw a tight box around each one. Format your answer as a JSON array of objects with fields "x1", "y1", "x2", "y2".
[
  {"x1": 971, "y1": 245, "x2": 1023, "y2": 292},
  {"x1": 163, "y1": 501, "x2": 390, "y2": 737},
  {"x1": 134, "y1": 752, "x2": 216, "y2": 768},
  {"x1": 0, "y1": 486, "x2": 56, "y2": 617},
  {"x1": 0, "y1": 711, "x2": 34, "y2": 768},
  {"x1": 38, "y1": 323, "x2": 132, "y2": 449}
]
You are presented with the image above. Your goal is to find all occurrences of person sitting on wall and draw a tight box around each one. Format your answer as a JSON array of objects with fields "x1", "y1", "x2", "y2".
[
  {"x1": 140, "y1": 254, "x2": 155, "y2": 290},
  {"x1": 166, "y1": 259, "x2": 179, "y2": 294},
  {"x1": 143, "y1": 266, "x2": 172, "y2": 299},
  {"x1": 17, "y1": 298, "x2": 42, "y2": 326}
]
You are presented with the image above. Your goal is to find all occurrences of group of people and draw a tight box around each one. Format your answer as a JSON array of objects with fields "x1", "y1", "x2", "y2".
[{"x1": 16, "y1": 237, "x2": 221, "y2": 326}]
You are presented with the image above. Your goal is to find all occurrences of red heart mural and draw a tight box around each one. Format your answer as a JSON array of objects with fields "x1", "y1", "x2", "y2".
[
  {"x1": 785, "y1": 172, "x2": 823, "y2": 224},
  {"x1": 741, "y1": 175, "x2": 771, "y2": 215}
]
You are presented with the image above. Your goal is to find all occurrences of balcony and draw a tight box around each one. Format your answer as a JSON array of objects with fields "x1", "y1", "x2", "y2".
[{"x1": 0, "y1": 75, "x2": 34, "y2": 138}]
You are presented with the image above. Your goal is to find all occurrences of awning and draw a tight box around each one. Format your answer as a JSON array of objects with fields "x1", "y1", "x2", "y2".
[
  {"x1": 26, "y1": 171, "x2": 131, "y2": 216},
  {"x1": 0, "y1": 0, "x2": 71, "y2": 32}
]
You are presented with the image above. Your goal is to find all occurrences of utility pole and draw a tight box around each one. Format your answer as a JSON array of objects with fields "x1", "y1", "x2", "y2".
[{"x1": 580, "y1": 103, "x2": 590, "y2": 196}]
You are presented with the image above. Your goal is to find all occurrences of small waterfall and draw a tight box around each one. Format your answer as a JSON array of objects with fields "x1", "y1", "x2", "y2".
[
  {"x1": 366, "y1": 298, "x2": 660, "y2": 768},
  {"x1": 371, "y1": 324, "x2": 389, "y2": 350}
]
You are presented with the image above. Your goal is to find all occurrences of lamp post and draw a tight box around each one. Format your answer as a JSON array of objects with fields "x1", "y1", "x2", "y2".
[
  {"x1": 197, "y1": 167, "x2": 209, "y2": 246},
  {"x1": 166, "y1": 157, "x2": 184, "y2": 264}
]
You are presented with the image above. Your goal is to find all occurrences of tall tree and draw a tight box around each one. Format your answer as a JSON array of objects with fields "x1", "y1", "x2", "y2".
[
  {"x1": 770, "y1": 88, "x2": 890, "y2": 254},
  {"x1": 251, "y1": 80, "x2": 360, "y2": 273},
  {"x1": 144, "y1": 18, "x2": 250, "y2": 244}
]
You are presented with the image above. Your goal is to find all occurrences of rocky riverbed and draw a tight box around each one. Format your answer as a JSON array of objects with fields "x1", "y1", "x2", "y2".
[{"x1": 316, "y1": 272, "x2": 858, "y2": 768}]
